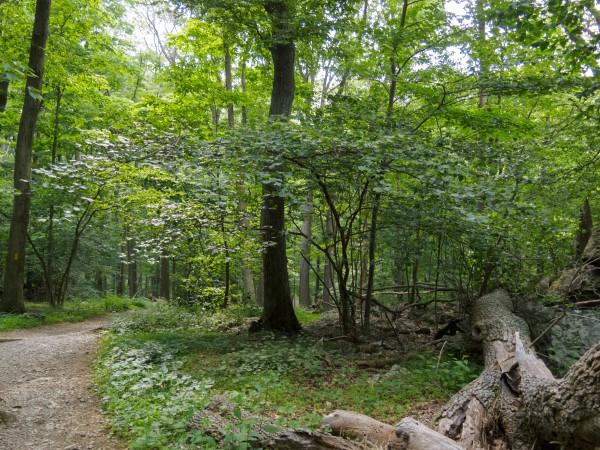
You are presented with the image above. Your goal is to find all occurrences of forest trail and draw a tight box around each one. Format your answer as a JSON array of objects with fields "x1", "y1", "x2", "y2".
[{"x1": 0, "y1": 316, "x2": 122, "y2": 450}]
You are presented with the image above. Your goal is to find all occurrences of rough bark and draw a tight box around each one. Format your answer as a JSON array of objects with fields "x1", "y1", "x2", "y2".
[
  {"x1": 437, "y1": 289, "x2": 600, "y2": 449},
  {"x1": 1, "y1": 0, "x2": 52, "y2": 313},
  {"x1": 260, "y1": 0, "x2": 300, "y2": 332},
  {"x1": 323, "y1": 290, "x2": 600, "y2": 450}
]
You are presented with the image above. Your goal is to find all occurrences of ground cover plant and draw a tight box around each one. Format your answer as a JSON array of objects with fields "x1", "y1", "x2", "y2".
[
  {"x1": 0, "y1": 296, "x2": 146, "y2": 331},
  {"x1": 96, "y1": 304, "x2": 479, "y2": 449}
]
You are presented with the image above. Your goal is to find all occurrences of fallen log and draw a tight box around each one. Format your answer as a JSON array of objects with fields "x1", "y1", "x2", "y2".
[
  {"x1": 190, "y1": 290, "x2": 600, "y2": 450},
  {"x1": 324, "y1": 290, "x2": 600, "y2": 450},
  {"x1": 435, "y1": 290, "x2": 600, "y2": 449}
]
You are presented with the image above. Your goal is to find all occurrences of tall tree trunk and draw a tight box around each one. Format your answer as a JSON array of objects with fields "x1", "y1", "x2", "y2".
[
  {"x1": 220, "y1": 218, "x2": 231, "y2": 307},
  {"x1": 116, "y1": 249, "x2": 125, "y2": 297},
  {"x1": 223, "y1": 39, "x2": 234, "y2": 128},
  {"x1": 476, "y1": 0, "x2": 487, "y2": 108},
  {"x1": 363, "y1": 193, "x2": 380, "y2": 333},
  {"x1": 237, "y1": 60, "x2": 256, "y2": 303},
  {"x1": 0, "y1": 80, "x2": 8, "y2": 112},
  {"x1": 1, "y1": 0, "x2": 52, "y2": 314},
  {"x1": 260, "y1": 0, "x2": 301, "y2": 332},
  {"x1": 322, "y1": 210, "x2": 335, "y2": 308},
  {"x1": 160, "y1": 252, "x2": 170, "y2": 300},
  {"x1": 46, "y1": 84, "x2": 62, "y2": 306},
  {"x1": 575, "y1": 198, "x2": 593, "y2": 261},
  {"x1": 241, "y1": 59, "x2": 248, "y2": 126},
  {"x1": 127, "y1": 236, "x2": 138, "y2": 298},
  {"x1": 298, "y1": 191, "x2": 313, "y2": 307}
]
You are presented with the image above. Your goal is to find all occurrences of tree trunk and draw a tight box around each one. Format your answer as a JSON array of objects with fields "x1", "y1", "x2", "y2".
[
  {"x1": 322, "y1": 210, "x2": 335, "y2": 308},
  {"x1": 241, "y1": 59, "x2": 248, "y2": 126},
  {"x1": 260, "y1": 0, "x2": 300, "y2": 332},
  {"x1": 433, "y1": 289, "x2": 600, "y2": 449},
  {"x1": 46, "y1": 84, "x2": 62, "y2": 305},
  {"x1": 575, "y1": 198, "x2": 593, "y2": 261},
  {"x1": 299, "y1": 191, "x2": 313, "y2": 306},
  {"x1": 223, "y1": 39, "x2": 234, "y2": 128},
  {"x1": 319, "y1": 290, "x2": 600, "y2": 450},
  {"x1": 0, "y1": 80, "x2": 8, "y2": 112},
  {"x1": 363, "y1": 193, "x2": 380, "y2": 333},
  {"x1": 127, "y1": 237, "x2": 138, "y2": 298},
  {"x1": 116, "y1": 253, "x2": 125, "y2": 297},
  {"x1": 1, "y1": 0, "x2": 52, "y2": 314},
  {"x1": 476, "y1": 0, "x2": 487, "y2": 108},
  {"x1": 159, "y1": 252, "x2": 170, "y2": 300}
]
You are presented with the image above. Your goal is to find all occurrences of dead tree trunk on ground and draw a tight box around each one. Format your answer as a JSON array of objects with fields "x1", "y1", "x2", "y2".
[
  {"x1": 191, "y1": 290, "x2": 600, "y2": 449},
  {"x1": 326, "y1": 290, "x2": 600, "y2": 450}
]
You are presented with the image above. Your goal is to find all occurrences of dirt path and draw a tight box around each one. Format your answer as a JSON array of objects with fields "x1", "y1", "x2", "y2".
[{"x1": 0, "y1": 316, "x2": 123, "y2": 450}]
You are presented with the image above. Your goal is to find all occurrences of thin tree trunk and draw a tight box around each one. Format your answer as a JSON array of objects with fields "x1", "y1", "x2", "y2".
[
  {"x1": 363, "y1": 193, "x2": 380, "y2": 333},
  {"x1": 223, "y1": 39, "x2": 234, "y2": 128},
  {"x1": 299, "y1": 191, "x2": 313, "y2": 306},
  {"x1": 322, "y1": 210, "x2": 335, "y2": 308},
  {"x1": 260, "y1": 0, "x2": 300, "y2": 332},
  {"x1": 46, "y1": 84, "x2": 62, "y2": 305},
  {"x1": 241, "y1": 59, "x2": 248, "y2": 126},
  {"x1": 575, "y1": 198, "x2": 593, "y2": 261},
  {"x1": 220, "y1": 218, "x2": 231, "y2": 307},
  {"x1": 236, "y1": 60, "x2": 256, "y2": 303},
  {"x1": 116, "y1": 248, "x2": 125, "y2": 297},
  {"x1": 1, "y1": 0, "x2": 52, "y2": 313},
  {"x1": 127, "y1": 236, "x2": 138, "y2": 298},
  {"x1": 0, "y1": 80, "x2": 8, "y2": 112},
  {"x1": 476, "y1": 0, "x2": 487, "y2": 108},
  {"x1": 160, "y1": 252, "x2": 170, "y2": 300}
]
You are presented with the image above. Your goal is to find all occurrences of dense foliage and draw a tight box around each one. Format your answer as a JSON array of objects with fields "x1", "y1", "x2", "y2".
[{"x1": 1, "y1": 0, "x2": 599, "y2": 330}]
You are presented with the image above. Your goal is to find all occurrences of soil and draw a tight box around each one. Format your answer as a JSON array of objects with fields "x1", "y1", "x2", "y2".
[{"x1": 0, "y1": 316, "x2": 123, "y2": 450}]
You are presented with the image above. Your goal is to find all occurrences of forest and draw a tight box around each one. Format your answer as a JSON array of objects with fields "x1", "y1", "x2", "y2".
[{"x1": 0, "y1": 0, "x2": 599, "y2": 449}]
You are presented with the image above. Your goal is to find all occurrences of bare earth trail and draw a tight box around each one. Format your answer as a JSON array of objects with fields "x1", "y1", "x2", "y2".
[{"x1": 0, "y1": 316, "x2": 123, "y2": 450}]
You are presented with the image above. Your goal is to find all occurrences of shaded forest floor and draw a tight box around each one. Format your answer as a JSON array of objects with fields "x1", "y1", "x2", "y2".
[
  {"x1": 0, "y1": 316, "x2": 123, "y2": 450},
  {"x1": 96, "y1": 304, "x2": 480, "y2": 449},
  {"x1": 0, "y1": 296, "x2": 146, "y2": 331}
]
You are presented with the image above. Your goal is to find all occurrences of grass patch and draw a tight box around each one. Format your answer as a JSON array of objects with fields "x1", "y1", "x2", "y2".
[
  {"x1": 294, "y1": 307, "x2": 323, "y2": 325},
  {"x1": 96, "y1": 305, "x2": 480, "y2": 449},
  {"x1": 0, "y1": 295, "x2": 147, "y2": 331}
]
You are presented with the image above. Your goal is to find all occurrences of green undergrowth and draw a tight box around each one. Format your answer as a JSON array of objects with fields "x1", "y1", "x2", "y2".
[
  {"x1": 96, "y1": 304, "x2": 479, "y2": 449},
  {"x1": 0, "y1": 295, "x2": 147, "y2": 331}
]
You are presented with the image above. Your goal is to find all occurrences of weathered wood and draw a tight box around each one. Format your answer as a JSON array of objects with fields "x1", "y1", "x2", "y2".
[
  {"x1": 322, "y1": 409, "x2": 396, "y2": 446},
  {"x1": 272, "y1": 430, "x2": 368, "y2": 450},
  {"x1": 437, "y1": 289, "x2": 600, "y2": 449},
  {"x1": 389, "y1": 418, "x2": 465, "y2": 450}
]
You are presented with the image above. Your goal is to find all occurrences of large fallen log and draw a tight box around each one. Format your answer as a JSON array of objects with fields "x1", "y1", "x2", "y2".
[
  {"x1": 321, "y1": 290, "x2": 600, "y2": 450},
  {"x1": 436, "y1": 289, "x2": 600, "y2": 449},
  {"x1": 191, "y1": 290, "x2": 599, "y2": 450}
]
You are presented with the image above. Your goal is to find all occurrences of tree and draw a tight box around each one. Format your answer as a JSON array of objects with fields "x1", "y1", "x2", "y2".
[{"x1": 1, "y1": 0, "x2": 52, "y2": 313}]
